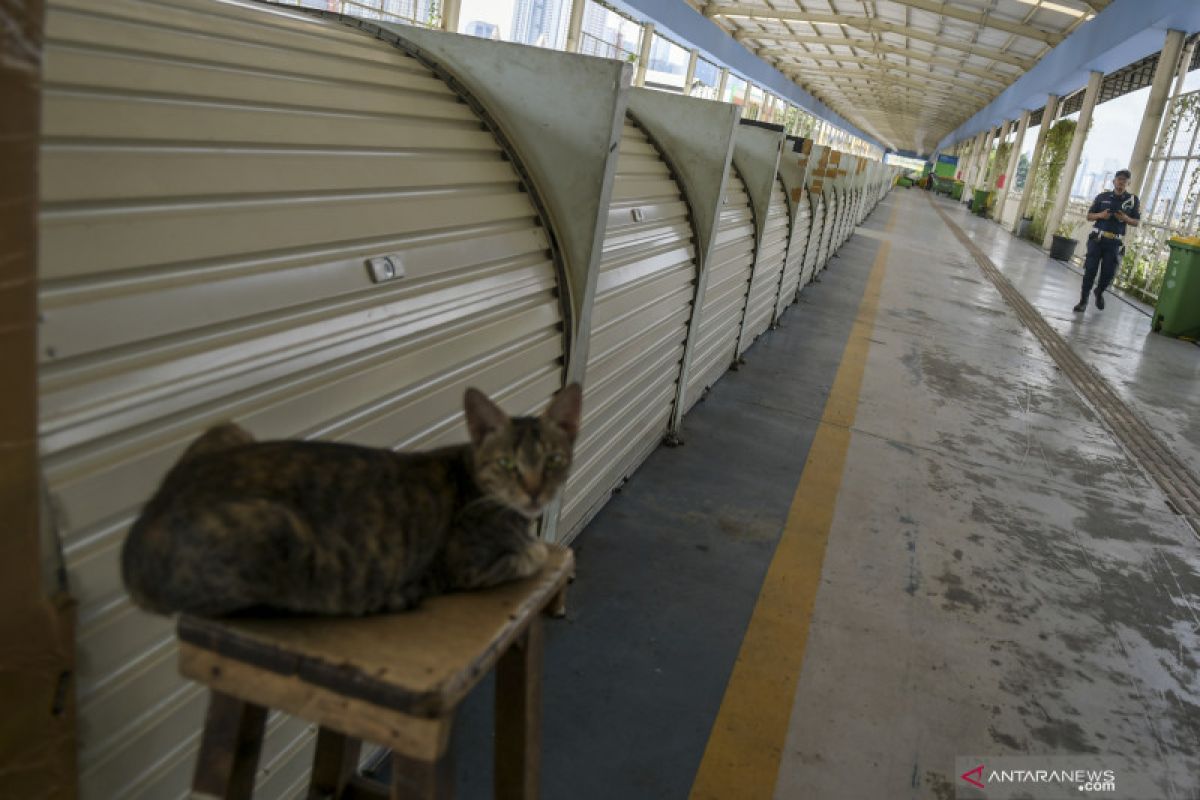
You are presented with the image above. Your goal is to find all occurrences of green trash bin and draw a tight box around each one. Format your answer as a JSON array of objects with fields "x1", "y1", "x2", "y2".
[
  {"x1": 1153, "y1": 237, "x2": 1200, "y2": 339},
  {"x1": 973, "y1": 188, "x2": 993, "y2": 217},
  {"x1": 951, "y1": 181, "x2": 964, "y2": 200}
]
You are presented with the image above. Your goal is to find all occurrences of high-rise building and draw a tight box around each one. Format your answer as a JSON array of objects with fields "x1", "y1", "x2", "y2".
[
  {"x1": 581, "y1": 3, "x2": 610, "y2": 47},
  {"x1": 1071, "y1": 158, "x2": 1090, "y2": 198},
  {"x1": 579, "y1": 3, "x2": 633, "y2": 59},
  {"x1": 511, "y1": 0, "x2": 566, "y2": 49},
  {"x1": 464, "y1": 20, "x2": 500, "y2": 40},
  {"x1": 382, "y1": 0, "x2": 435, "y2": 24}
]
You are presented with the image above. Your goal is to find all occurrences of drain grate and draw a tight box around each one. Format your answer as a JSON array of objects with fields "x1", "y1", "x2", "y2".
[{"x1": 929, "y1": 197, "x2": 1200, "y2": 536}]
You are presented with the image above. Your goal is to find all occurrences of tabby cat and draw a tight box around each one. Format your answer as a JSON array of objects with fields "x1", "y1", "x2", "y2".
[{"x1": 121, "y1": 384, "x2": 581, "y2": 617}]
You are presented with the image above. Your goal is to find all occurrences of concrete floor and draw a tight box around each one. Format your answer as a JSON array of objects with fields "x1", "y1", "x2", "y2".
[
  {"x1": 947, "y1": 200, "x2": 1200, "y2": 480},
  {"x1": 432, "y1": 190, "x2": 1200, "y2": 799}
]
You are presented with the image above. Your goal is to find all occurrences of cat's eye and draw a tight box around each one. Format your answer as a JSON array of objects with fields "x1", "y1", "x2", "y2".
[
  {"x1": 547, "y1": 453, "x2": 566, "y2": 467},
  {"x1": 497, "y1": 457, "x2": 516, "y2": 471}
]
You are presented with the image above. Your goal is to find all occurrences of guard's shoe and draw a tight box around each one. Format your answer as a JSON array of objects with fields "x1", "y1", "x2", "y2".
[
  {"x1": 1094, "y1": 289, "x2": 1105, "y2": 310},
  {"x1": 1073, "y1": 301, "x2": 1087, "y2": 312}
]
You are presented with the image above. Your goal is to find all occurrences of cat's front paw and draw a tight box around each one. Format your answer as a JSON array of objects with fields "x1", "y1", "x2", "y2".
[{"x1": 515, "y1": 541, "x2": 548, "y2": 578}]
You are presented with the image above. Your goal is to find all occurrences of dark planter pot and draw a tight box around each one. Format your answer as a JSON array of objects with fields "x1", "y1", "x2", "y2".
[
  {"x1": 1049, "y1": 234, "x2": 1078, "y2": 262},
  {"x1": 1017, "y1": 216, "x2": 1033, "y2": 239}
]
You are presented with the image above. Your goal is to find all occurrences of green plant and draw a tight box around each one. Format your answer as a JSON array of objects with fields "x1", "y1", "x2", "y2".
[
  {"x1": 987, "y1": 141, "x2": 1012, "y2": 188},
  {"x1": 1056, "y1": 214, "x2": 1081, "y2": 239},
  {"x1": 1014, "y1": 153, "x2": 1030, "y2": 190},
  {"x1": 425, "y1": 0, "x2": 442, "y2": 28},
  {"x1": 1150, "y1": 93, "x2": 1200, "y2": 236},
  {"x1": 1118, "y1": 233, "x2": 1169, "y2": 302},
  {"x1": 1028, "y1": 118, "x2": 1077, "y2": 242}
]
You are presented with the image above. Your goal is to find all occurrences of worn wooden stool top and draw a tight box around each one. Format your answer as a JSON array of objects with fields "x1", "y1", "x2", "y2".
[{"x1": 178, "y1": 545, "x2": 573, "y2": 766}]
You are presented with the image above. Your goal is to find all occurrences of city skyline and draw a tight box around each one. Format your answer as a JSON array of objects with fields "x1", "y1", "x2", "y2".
[
  {"x1": 511, "y1": 0, "x2": 567, "y2": 49},
  {"x1": 463, "y1": 19, "x2": 499, "y2": 39}
]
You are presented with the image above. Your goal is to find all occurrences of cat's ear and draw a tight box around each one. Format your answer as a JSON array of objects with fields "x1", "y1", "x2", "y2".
[
  {"x1": 464, "y1": 388, "x2": 509, "y2": 445},
  {"x1": 542, "y1": 383, "x2": 582, "y2": 441}
]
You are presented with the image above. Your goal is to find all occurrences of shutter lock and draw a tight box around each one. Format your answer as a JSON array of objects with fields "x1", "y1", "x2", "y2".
[{"x1": 366, "y1": 255, "x2": 406, "y2": 284}]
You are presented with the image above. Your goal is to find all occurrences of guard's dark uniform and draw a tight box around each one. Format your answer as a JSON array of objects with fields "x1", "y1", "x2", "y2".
[{"x1": 1080, "y1": 189, "x2": 1140, "y2": 302}]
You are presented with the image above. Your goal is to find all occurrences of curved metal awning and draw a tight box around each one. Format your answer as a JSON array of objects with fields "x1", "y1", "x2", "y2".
[{"x1": 696, "y1": 0, "x2": 1101, "y2": 153}]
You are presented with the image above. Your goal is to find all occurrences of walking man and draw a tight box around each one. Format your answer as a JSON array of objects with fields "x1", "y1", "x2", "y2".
[{"x1": 1074, "y1": 169, "x2": 1140, "y2": 312}]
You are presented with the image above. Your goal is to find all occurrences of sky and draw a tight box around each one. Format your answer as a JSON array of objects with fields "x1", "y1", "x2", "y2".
[
  {"x1": 458, "y1": 0, "x2": 517, "y2": 39},
  {"x1": 1021, "y1": 68, "x2": 1200, "y2": 181}
]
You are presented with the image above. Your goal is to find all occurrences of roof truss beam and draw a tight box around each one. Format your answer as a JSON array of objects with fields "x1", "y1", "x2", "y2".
[
  {"x1": 768, "y1": 53, "x2": 1002, "y2": 96},
  {"x1": 717, "y1": 14, "x2": 1037, "y2": 68},
  {"x1": 883, "y1": 0, "x2": 1064, "y2": 44},
  {"x1": 749, "y1": 39, "x2": 1012, "y2": 87},
  {"x1": 788, "y1": 68, "x2": 990, "y2": 102},
  {"x1": 803, "y1": 86, "x2": 973, "y2": 122}
]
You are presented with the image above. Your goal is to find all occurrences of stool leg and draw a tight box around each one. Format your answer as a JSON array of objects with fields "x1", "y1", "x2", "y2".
[
  {"x1": 308, "y1": 727, "x2": 361, "y2": 799},
  {"x1": 390, "y1": 740, "x2": 454, "y2": 800},
  {"x1": 546, "y1": 586, "x2": 568, "y2": 619},
  {"x1": 494, "y1": 617, "x2": 544, "y2": 800},
  {"x1": 192, "y1": 690, "x2": 267, "y2": 800}
]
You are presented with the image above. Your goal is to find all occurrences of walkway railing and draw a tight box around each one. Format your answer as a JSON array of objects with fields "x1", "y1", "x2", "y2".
[
  {"x1": 1115, "y1": 88, "x2": 1200, "y2": 304},
  {"x1": 578, "y1": 30, "x2": 639, "y2": 63}
]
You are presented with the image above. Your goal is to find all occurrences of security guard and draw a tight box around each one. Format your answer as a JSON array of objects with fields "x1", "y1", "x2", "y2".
[{"x1": 1074, "y1": 169, "x2": 1140, "y2": 312}]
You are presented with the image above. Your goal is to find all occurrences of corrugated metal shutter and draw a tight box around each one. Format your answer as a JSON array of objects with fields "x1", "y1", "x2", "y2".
[
  {"x1": 683, "y1": 166, "x2": 756, "y2": 412},
  {"x1": 557, "y1": 117, "x2": 697, "y2": 542},
  {"x1": 816, "y1": 190, "x2": 837, "y2": 274},
  {"x1": 801, "y1": 193, "x2": 825, "y2": 287},
  {"x1": 813, "y1": 190, "x2": 829, "y2": 273},
  {"x1": 776, "y1": 191, "x2": 811, "y2": 317},
  {"x1": 737, "y1": 176, "x2": 790, "y2": 354},
  {"x1": 830, "y1": 187, "x2": 845, "y2": 251},
  {"x1": 39, "y1": 1, "x2": 566, "y2": 797}
]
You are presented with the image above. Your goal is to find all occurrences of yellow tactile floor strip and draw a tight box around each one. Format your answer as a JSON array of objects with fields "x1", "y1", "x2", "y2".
[
  {"x1": 689, "y1": 204, "x2": 898, "y2": 800},
  {"x1": 929, "y1": 195, "x2": 1200, "y2": 536}
]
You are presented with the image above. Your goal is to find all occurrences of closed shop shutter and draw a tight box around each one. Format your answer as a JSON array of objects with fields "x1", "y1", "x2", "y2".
[
  {"x1": 816, "y1": 190, "x2": 837, "y2": 273},
  {"x1": 832, "y1": 187, "x2": 845, "y2": 247},
  {"x1": 39, "y1": 0, "x2": 566, "y2": 797},
  {"x1": 557, "y1": 117, "x2": 698, "y2": 542},
  {"x1": 802, "y1": 193, "x2": 825, "y2": 287},
  {"x1": 738, "y1": 176, "x2": 790, "y2": 354},
  {"x1": 820, "y1": 188, "x2": 840, "y2": 266},
  {"x1": 848, "y1": 190, "x2": 859, "y2": 235},
  {"x1": 683, "y1": 166, "x2": 757, "y2": 412},
  {"x1": 777, "y1": 191, "x2": 812, "y2": 316}
]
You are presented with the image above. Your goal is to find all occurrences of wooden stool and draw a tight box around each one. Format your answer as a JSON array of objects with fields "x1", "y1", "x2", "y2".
[{"x1": 178, "y1": 545, "x2": 574, "y2": 800}]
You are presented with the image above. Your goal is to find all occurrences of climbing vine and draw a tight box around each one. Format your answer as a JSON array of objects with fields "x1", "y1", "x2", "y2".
[
  {"x1": 1162, "y1": 91, "x2": 1200, "y2": 147},
  {"x1": 986, "y1": 141, "x2": 1012, "y2": 188},
  {"x1": 1116, "y1": 92, "x2": 1200, "y2": 300},
  {"x1": 425, "y1": 0, "x2": 442, "y2": 29},
  {"x1": 1029, "y1": 119, "x2": 1076, "y2": 242},
  {"x1": 1168, "y1": 94, "x2": 1200, "y2": 236}
]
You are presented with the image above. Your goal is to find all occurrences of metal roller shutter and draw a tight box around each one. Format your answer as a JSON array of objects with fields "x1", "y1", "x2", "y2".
[
  {"x1": 776, "y1": 191, "x2": 812, "y2": 317},
  {"x1": 831, "y1": 187, "x2": 846, "y2": 250},
  {"x1": 683, "y1": 166, "x2": 757, "y2": 412},
  {"x1": 39, "y1": 1, "x2": 566, "y2": 797},
  {"x1": 820, "y1": 188, "x2": 840, "y2": 266},
  {"x1": 738, "y1": 176, "x2": 790, "y2": 354},
  {"x1": 816, "y1": 190, "x2": 837, "y2": 274},
  {"x1": 557, "y1": 117, "x2": 698, "y2": 542},
  {"x1": 801, "y1": 193, "x2": 825, "y2": 288}
]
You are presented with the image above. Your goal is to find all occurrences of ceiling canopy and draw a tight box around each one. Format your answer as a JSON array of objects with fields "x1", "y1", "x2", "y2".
[{"x1": 695, "y1": 0, "x2": 1102, "y2": 152}]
